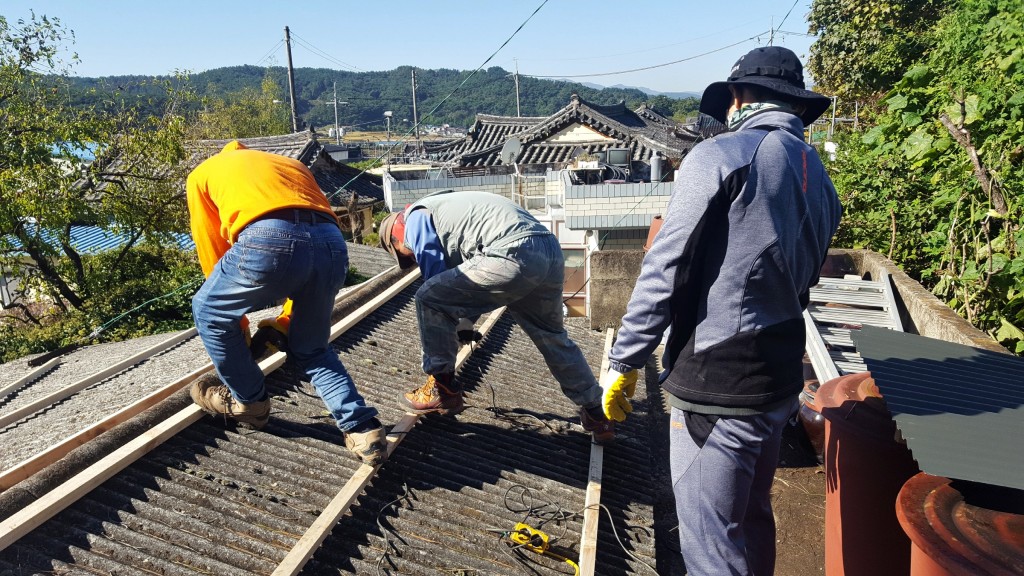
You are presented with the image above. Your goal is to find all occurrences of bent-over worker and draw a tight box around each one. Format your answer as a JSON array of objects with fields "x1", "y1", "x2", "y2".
[
  {"x1": 186, "y1": 140, "x2": 385, "y2": 465},
  {"x1": 379, "y1": 190, "x2": 615, "y2": 444}
]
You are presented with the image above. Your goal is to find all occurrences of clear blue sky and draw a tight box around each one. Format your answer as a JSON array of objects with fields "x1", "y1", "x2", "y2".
[{"x1": 6, "y1": 0, "x2": 818, "y2": 94}]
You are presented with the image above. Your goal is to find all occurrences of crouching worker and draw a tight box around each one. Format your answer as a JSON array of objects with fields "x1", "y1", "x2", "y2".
[
  {"x1": 379, "y1": 190, "x2": 615, "y2": 444},
  {"x1": 186, "y1": 140, "x2": 386, "y2": 466}
]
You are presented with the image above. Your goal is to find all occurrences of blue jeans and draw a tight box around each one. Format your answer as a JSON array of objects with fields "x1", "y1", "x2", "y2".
[
  {"x1": 669, "y1": 400, "x2": 797, "y2": 576},
  {"x1": 191, "y1": 213, "x2": 378, "y2": 432},
  {"x1": 415, "y1": 234, "x2": 601, "y2": 407}
]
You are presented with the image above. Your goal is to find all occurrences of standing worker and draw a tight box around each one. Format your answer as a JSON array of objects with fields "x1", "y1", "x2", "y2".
[
  {"x1": 186, "y1": 140, "x2": 386, "y2": 466},
  {"x1": 599, "y1": 47, "x2": 842, "y2": 575},
  {"x1": 378, "y1": 190, "x2": 615, "y2": 444}
]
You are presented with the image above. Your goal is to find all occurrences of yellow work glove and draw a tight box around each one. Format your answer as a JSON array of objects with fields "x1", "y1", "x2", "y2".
[{"x1": 600, "y1": 368, "x2": 638, "y2": 422}]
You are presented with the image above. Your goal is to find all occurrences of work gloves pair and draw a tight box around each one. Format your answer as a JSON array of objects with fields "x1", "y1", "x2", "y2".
[{"x1": 600, "y1": 368, "x2": 637, "y2": 422}]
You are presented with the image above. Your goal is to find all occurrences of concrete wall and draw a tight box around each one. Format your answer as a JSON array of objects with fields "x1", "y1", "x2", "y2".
[
  {"x1": 564, "y1": 181, "x2": 670, "y2": 229},
  {"x1": 589, "y1": 250, "x2": 644, "y2": 330},
  {"x1": 597, "y1": 229, "x2": 647, "y2": 250},
  {"x1": 587, "y1": 247, "x2": 1007, "y2": 354}
]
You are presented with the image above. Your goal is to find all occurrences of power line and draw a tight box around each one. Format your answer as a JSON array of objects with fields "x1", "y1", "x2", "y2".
[
  {"x1": 775, "y1": 0, "x2": 802, "y2": 36},
  {"x1": 326, "y1": 0, "x2": 551, "y2": 203},
  {"x1": 289, "y1": 32, "x2": 364, "y2": 72},
  {"x1": 526, "y1": 31, "x2": 770, "y2": 79},
  {"x1": 509, "y1": 17, "x2": 768, "y2": 64},
  {"x1": 254, "y1": 39, "x2": 284, "y2": 67}
]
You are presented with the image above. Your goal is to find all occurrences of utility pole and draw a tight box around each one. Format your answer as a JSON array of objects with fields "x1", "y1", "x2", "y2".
[
  {"x1": 514, "y1": 59, "x2": 521, "y2": 117},
  {"x1": 333, "y1": 82, "x2": 340, "y2": 145},
  {"x1": 284, "y1": 26, "x2": 299, "y2": 132},
  {"x1": 411, "y1": 69, "x2": 420, "y2": 140}
]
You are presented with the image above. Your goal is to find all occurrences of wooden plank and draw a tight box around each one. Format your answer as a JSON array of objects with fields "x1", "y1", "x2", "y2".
[
  {"x1": 272, "y1": 307, "x2": 506, "y2": 576},
  {"x1": 0, "y1": 269, "x2": 415, "y2": 551},
  {"x1": 0, "y1": 266, "x2": 403, "y2": 491},
  {"x1": 0, "y1": 358, "x2": 61, "y2": 401},
  {"x1": 329, "y1": 269, "x2": 420, "y2": 341},
  {"x1": 579, "y1": 328, "x2": 614, "y2": 576},
  {"x1": 0, "y1": 365, "x2": 211, "y2": 491},
  {"x1": 0, "y1": 404, "x2": 202, "y2": 551},
  {"x1": 0, "y1": 328, "x2": 198, "y2": 430}
]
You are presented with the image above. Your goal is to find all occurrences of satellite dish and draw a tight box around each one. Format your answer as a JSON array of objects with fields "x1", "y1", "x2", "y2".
[{"x1": 499, "y1": 138, "x2": 522, "y2": 165}]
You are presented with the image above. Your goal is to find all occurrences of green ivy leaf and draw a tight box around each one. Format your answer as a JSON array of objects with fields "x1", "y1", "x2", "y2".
[
  {"x1": 887, "y1": 93, "x2": 909, "y2": 112},
  {"x1": 903, "y1": 127, "x2": 934, "y2": 160},
  {"x1": 995, "y1": 318, "x2": 1024, "y2": 342},
  {"x1": 862, "y1": 126, "x2": 885, "y2": 146},
  {"x1": 964, "y1": 94, "x2": 981, "y2": 125},
  {"x1": 902, "y1": 112, "x2": 923, "y2": 127}
]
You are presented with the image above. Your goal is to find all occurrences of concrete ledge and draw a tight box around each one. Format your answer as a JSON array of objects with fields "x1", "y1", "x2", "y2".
[
  {"x1": 827, "y1": 249, "x2": 1007, "y2": 353},
  {"x1": 587, "y1": 247, "x2": 1006, "y2": 354}
]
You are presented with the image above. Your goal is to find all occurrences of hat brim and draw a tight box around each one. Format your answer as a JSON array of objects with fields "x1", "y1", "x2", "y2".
[
  {"x1": 699, "y1": 77, "x2": 832, "y2": 127},
  {"x1": 378, "y1": 212, "x2": 417, "y2": 270}
]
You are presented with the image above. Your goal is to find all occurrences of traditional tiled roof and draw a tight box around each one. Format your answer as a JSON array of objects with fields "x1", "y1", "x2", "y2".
[{"x1": 424, "y1": 95, "x2": 699, "y2": 168}]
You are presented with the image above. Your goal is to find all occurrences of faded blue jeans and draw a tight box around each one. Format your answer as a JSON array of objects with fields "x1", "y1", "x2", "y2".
[
  {"x1": 191, "y1": 211, "x2": 378, "y2": 432},
  {"x1": 415, "y1": 234, "x2": 601, "y2": 408}
]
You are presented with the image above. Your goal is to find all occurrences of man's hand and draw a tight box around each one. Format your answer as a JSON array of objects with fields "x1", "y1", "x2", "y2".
[
  {"x1": 456, "y1": 318, "x2": 483, "y2": 345},
  {"x1": 600, "y1": 368, "x2": 638, "y2": 422},
  {"x1": 250, "y1": 317, "x2": 290, "y2": 359}
]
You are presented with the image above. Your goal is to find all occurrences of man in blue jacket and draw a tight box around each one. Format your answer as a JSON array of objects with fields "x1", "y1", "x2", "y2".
[
  {"x1": 600, "y1": 46, "x2": 842, "y2": 575},
  {"x1": 379, "y1": 190, "x2": 614, "y2": 444}
]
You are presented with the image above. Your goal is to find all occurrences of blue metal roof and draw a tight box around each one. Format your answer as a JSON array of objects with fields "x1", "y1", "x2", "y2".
[{"x1": 7, "y1": 226, "x2": 195, "y2": 255}]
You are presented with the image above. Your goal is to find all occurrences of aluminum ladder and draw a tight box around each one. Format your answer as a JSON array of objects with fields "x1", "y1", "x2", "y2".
[{"x1": 803, "y1": 273, "x2": 904, "y2": 382}]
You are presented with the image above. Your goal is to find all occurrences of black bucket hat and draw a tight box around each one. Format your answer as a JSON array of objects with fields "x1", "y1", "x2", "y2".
[{"x1": 699, "y1": 46, "x2": 832, "y2": 127}]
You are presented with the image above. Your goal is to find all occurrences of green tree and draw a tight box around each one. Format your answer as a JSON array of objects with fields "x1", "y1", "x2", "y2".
[
  {"x1": 195, "y1": 73, "x2": 292, "y2": 138},
  {"x1": 0, "y1": 13, "x2": 196, "y2": 333},
  {"x1": 807, "y1": 0, "x2": 952, "y2": 105},
  {"x1": 829, "y1": 0, "x2": 1024, "y2": 352}
]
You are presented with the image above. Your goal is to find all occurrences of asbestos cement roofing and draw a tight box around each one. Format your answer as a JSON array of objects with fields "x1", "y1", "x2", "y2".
[{"x1": 853, "y1": 325, "x2": 1024, "y2": 490}]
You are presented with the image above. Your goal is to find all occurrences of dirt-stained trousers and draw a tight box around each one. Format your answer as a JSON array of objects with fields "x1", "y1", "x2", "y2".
[{"x1": 414, "y1": 233, "x2": 601, "y2": 408}]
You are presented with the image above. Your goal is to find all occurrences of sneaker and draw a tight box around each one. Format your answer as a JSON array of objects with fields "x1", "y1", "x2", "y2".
[
  {"x1": 190, "y1": 375, "x2": 270, "y2": 430},
  {"x1": 399, "y1": 373, "x2": 465, "y2": 415},
  {"x1": 580, "y1": 406, "x2": 615, "y2": 445},
  {"x1": 345, "y1": 418, "x2": 387, "y2": 466}
]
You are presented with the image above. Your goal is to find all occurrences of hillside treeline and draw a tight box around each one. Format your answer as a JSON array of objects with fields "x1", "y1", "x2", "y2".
[{"x1": 68, "y1": 65, "x2": 699, "y2": 130}]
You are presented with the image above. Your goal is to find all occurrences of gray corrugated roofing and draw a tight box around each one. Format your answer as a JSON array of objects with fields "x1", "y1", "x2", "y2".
[{"x1": 853, "y1": 325, "x2": 1024, "y2": 490}]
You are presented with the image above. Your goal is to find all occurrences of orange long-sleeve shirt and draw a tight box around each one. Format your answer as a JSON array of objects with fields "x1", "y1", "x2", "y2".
[{"x1": 185, "y1": 140, "x2": 337, "y2": 277}]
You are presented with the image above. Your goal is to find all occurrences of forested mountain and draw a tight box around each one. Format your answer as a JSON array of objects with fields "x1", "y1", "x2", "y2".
[{"x1": 66, "y1": 65, "x2": 696, "y2": 130}]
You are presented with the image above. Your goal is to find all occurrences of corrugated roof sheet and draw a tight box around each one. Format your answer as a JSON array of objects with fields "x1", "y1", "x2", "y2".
[
  {"x1": 853, "y1": 325, "x2": 1024, "y2": 490},
  {"x1": 7, "y1": 226, "x2": 195, "y2": 256}
]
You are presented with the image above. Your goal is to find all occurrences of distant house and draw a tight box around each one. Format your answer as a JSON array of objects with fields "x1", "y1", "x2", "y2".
[{"x1": 383, "y1": 94, "x2": 711, "y2": 316}]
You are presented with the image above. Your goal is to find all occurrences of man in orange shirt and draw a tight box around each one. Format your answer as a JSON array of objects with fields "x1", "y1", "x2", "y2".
[{"x1": 186, "y1": 141, "x2": 385, "y2": 466}]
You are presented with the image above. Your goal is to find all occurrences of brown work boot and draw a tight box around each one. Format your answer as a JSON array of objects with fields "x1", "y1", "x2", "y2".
[
  {"x1": 399, "y1": 373, "x2": 464, "y2": 415},
  {"x1": 344, "y1": 418, "x2": 387, "y2": 466},
  {"x1": 580, "y1": 406, "x2": 615, "y2": 445},
  {"x1": 190, "y1": 375, "x2": 270, "y2": 430}
]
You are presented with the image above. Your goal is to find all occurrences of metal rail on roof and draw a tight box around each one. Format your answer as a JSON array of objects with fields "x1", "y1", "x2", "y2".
[{"x1": 803, "y1": 273, "x2": 905, "y2": 383}]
